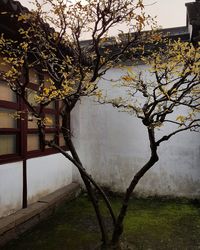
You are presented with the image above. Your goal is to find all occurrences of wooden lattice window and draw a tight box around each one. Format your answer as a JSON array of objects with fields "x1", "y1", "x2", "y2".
[{"x1": 0, "y1": 62, "x2": 69, "y2": 164}]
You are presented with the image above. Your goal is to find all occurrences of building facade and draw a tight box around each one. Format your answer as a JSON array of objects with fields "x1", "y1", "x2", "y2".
[{"x1": 0, "y1": 0, "x2": 73, "y2": 218}]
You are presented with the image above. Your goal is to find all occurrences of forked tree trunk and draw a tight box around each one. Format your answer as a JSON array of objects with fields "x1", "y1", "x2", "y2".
[{"x1": 60, "y1": 107, "x2": 160, "y2": 248}]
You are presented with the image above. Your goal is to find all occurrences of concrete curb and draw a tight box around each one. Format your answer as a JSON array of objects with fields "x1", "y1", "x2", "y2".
[{"x1": 0, "y1": 182, "x2": 81, "y2": 247}]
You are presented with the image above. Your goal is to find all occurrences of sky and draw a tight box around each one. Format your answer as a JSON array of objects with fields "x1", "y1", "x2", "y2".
[
  {"x1": 143, "y1": 0, "x2": 191, "y2": 28},
  {"x1": 19, "y1": 0, "x2": 192, "y2": 29}
]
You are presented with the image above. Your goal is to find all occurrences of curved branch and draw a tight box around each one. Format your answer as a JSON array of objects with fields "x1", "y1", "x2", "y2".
[
  {"x1": 156, "y1": 120, "x2": 200, "y2": 146},
  {"x1": 47, "y1": 141, "x2": 116, "y2": 226}
]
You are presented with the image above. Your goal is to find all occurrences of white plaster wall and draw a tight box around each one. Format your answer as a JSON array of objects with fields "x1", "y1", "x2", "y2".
[
  {"x1": 0, "y1": 152, "x2": 73, "y2": 218},
  {"x1": 27, "y1": 153, "x2": 73, "y2": 204},
  {"x1": 0, "y1": 162, "x2": 23, "y2": 217},
  {"x1": 71, "y1": 67, "x2": 200, "y2": 198}
]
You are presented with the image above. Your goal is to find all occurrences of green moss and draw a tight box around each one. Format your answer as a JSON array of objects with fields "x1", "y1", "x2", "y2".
[
  {"x1": 2, "y1": 195, "x2": 200, "y2": 250},
  {"x1": 122, "y1": 199, "x2": 200, "y2": 249}
]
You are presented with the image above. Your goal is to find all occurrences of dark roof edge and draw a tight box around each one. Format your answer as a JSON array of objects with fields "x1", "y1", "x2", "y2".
[{"x1": 0, "y1": 0, "x2": 29, "y2": 13}]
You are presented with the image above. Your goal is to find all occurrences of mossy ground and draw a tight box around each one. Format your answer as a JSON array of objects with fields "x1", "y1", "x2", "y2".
[{"x1": 2, "y1": 194, "x2": 200, "y2": 250}]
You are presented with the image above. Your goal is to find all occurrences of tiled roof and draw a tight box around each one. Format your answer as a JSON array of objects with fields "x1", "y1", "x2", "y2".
[
  {"x1": 0, "y1": 0, "x2": 29, "y2": 13},
  {"x1": 0, "y1": 0, "x2": 30, "y2": 38},
  {"x1": 0, "y1": 0, "x2": 192, "y2": 61},
  {"x1": 0, "y1": 0, "x2": 54, "y2": 40},
  {"x1": 1, "y1": 0, "x2": 190, "y2": 41}
]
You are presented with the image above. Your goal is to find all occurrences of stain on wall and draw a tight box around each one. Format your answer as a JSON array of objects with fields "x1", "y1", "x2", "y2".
[{"x1": 71, "y1": 67, "x2": 200, "y2": 198}]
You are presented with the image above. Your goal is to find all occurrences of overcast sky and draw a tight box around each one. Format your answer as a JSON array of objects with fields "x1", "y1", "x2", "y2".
[
  {"x1": 19, "y1": 0, "x2": 192, "y2": 28},
  {"x1": 143, "y1": 0, "x2": 191, "y2": 28}
]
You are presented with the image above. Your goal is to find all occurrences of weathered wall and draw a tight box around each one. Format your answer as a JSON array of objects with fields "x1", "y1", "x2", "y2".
[
  {"x1": 27, "y1": 153, "x2": 73, "y2": 204},
  {"x1": 71, "y1": 66, "x2": 200, "y2": 198},
  {"x1": 0, "y1": 162, "x2": 23, "y2": 218},
  {"x1": 0, "y1": 153, "x2": 73, "y2": 218}
]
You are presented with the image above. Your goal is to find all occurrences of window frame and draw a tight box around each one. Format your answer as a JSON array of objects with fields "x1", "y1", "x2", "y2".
[
  {"x1": 0, "y1": 67, "x2": 69, "y2": 165},
  {"x1": 0, "y1": 75, "x2": 22, "y2": 163}
]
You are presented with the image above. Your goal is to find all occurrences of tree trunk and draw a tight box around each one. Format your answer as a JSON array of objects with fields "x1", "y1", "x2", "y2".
[
  {"x1": 111, "y1": 128, "x2": 159, "y2": 246},
  {"x1": 61, "y1": 109, "x2": 109, "y2": 245}
]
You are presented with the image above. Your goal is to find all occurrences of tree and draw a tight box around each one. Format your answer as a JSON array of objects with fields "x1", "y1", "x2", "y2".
[
  {"x1": 0, "y1": 0, "x2": 158, "y2": 249},
  {"x1": 1, "y1": 0, "x2": 199, "y2": 248},
  {"x1": 104, "y1": 38, "x2": 200, "y2": 245}
]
